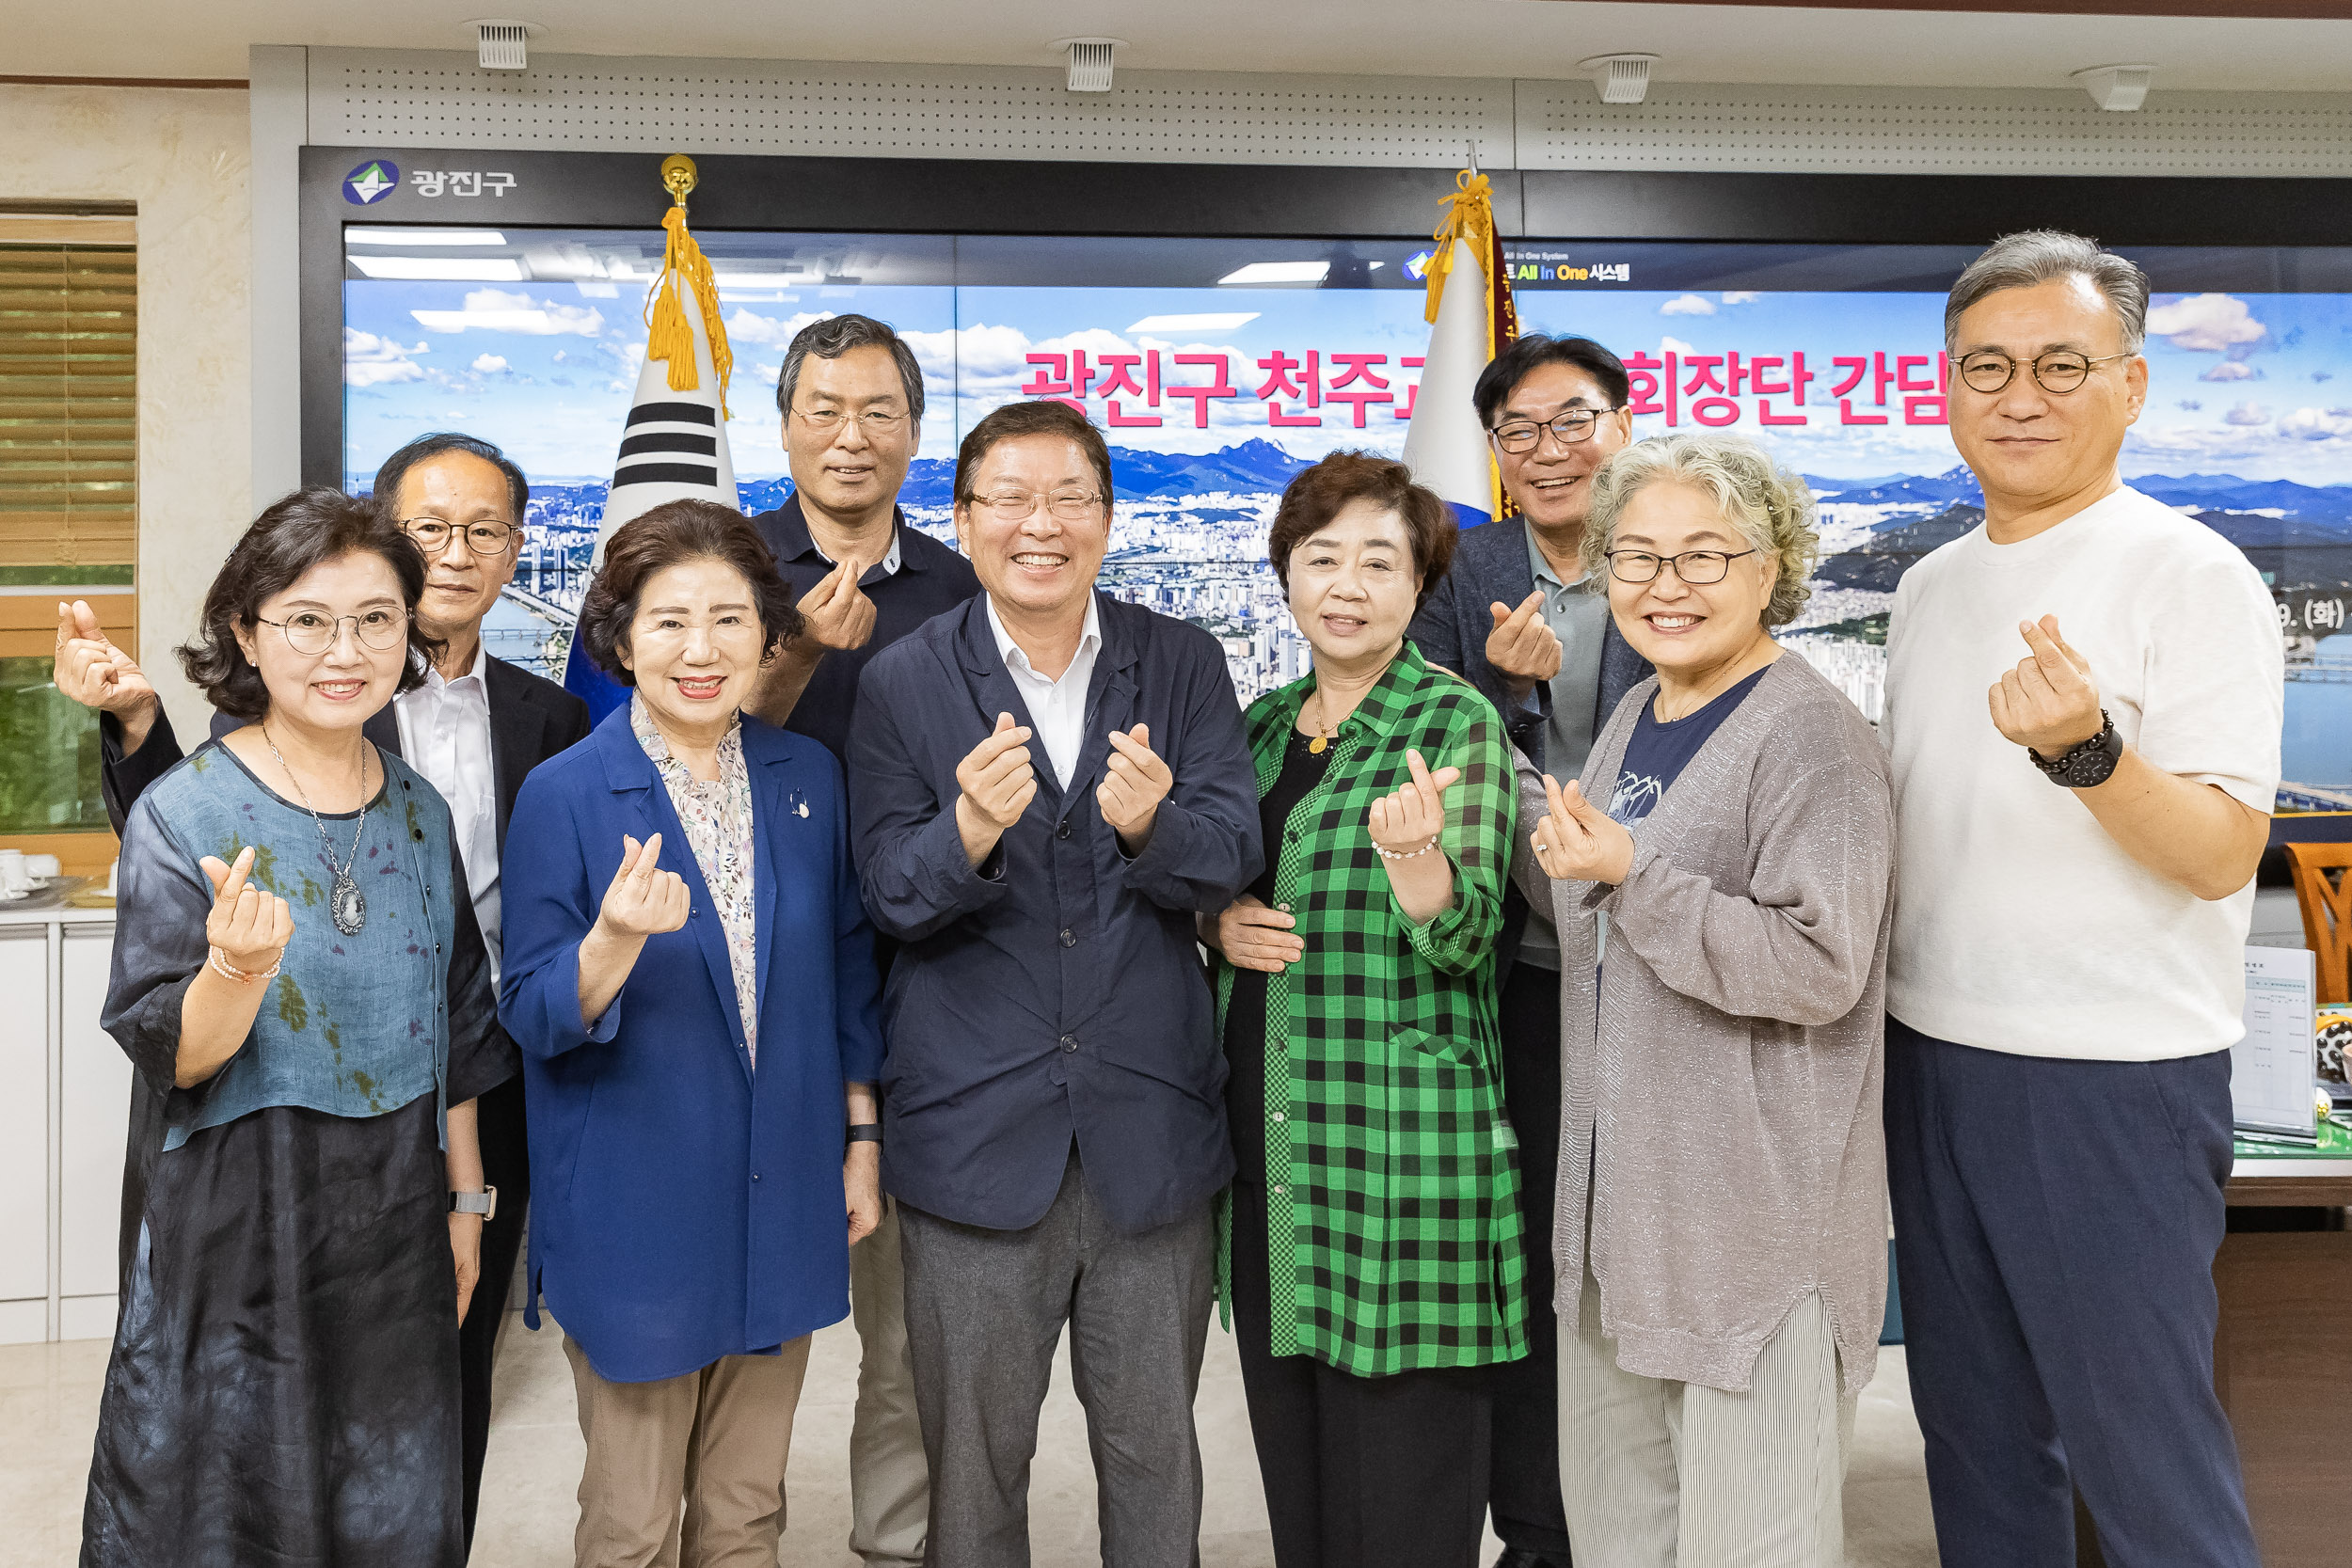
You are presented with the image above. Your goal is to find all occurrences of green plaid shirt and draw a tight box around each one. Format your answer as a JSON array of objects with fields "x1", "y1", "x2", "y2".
[{"x1": 1216, "y1": 641, "x2": 1528, "y2": 1376}]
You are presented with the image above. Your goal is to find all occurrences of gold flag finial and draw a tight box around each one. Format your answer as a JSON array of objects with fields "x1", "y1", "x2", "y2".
[{"x1": 644, "y1": 154, "x2": 732, "y2": 416}]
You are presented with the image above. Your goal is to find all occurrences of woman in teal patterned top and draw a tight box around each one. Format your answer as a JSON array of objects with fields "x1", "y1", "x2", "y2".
[
  {"x1": 86, "y1": 489, "x2": 513, "y2": 1568},
  {"x1": 1201, "y1": 452, "x2": 1524, "y2": 1568}
]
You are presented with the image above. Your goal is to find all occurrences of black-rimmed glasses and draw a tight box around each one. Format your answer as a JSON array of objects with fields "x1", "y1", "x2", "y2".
[
  {"x1": 1954, "y1": 350, "x2": 2132, "y2": 396},
  {"x1": 254, "y1": 610, "x2": 412, "y2": 655},
  {"x1": 402, "y1": 517, "x2": 517, "y2": 557},
  {"x1": 1489, "y1": 407, "x2": 1624, "y2": 453},
  {"x1": 1604, "y1": 548, "x2": 1757, "y2": 586}
]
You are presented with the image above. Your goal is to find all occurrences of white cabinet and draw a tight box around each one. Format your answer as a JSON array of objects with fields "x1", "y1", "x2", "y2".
[{"x1": 0, "y1": 908, "x2": 125, "y2": 1344}]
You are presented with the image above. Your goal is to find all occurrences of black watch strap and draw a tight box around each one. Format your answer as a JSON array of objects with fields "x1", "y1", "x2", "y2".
[
  {"x1": 2030, "y1": 709, "x2": 2122, "y2": 788},
  {"x1": 846, "y1": 1123, "x2": 882, "y2": 1147}
]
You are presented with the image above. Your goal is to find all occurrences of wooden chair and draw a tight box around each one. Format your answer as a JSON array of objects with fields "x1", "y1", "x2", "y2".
[{"x1": 2283, "y1": 841, "x2": 2352, "y2": 1005}]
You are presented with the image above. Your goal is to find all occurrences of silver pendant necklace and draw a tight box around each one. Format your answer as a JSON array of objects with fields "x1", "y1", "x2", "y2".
[{"x1": 263, "y1": 726, "x2": 371, "y2": 935}]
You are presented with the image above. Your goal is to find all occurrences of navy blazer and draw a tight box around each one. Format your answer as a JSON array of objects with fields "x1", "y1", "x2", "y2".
[
  {"x1": 849, "y1": 593, "x2": 1263, "y2": 1235},
  {"x1": 1408, "y1": 515, "x2": 1651, "y2": 775},
  {"x1": 498, "y1": 707, "x2": 883, "y2": 1384}
]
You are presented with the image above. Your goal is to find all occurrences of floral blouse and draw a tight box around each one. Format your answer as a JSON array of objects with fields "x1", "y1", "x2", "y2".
[{"x1": 631, "y1": 696, "x2": 760, "y2": 1062}]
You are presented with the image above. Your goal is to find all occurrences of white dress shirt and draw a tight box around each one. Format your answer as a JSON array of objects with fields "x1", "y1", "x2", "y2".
[
  {"x1": 394, "y1": 640, "x2": 503, "y2": 977},
  {"x1": 985, "y1": 593, "x2": 1102, "y2": 791}
]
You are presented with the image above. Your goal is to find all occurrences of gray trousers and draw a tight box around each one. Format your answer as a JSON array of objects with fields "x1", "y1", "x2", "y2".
[
  {"x1": 849, "y1": 1198, "x2": 930, "y2": 1568},
  {"x1": 1557, "y1": 1267, "x2": 1855, "y2": 1568},
  {"x1": 898, "y1": 1152, "x2": 1214, "y2": 1568}
]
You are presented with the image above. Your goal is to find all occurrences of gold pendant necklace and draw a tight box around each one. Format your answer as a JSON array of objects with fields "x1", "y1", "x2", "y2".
[{"x1": 1306, "y1": 689, "x2": 1332, "y2": 753}]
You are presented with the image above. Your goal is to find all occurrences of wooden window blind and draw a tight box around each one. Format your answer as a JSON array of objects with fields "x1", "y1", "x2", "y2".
[
  {"x1": 0, "y1": 223, "x2": 137, "y2": 586},
  {"x1": 0, "y1": 214, "x2": 137, "y2": 870}
]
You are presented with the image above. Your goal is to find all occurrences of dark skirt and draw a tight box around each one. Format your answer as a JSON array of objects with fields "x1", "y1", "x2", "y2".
[{"x1": 82, "y1": 1091, "x2": 464, "y2": 1568}]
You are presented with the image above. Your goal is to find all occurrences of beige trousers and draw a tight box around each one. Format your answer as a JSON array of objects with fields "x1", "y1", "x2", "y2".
[
  {"x1": 848, "y1": 1198, "x2": 930, "y2": 1567},
  {"x1": 1556, "y1": 1269, "x2": 1855, "y2": 1568},
  {"x1": 564, "y1": 1332, "x2": 812, "y2": 1568}
]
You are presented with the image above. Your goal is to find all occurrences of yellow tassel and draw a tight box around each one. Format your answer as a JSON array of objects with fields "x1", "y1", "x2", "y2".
[
  {"x1": 1422, "y1": 168, "x2": 1497, "y2": 326},
  {"x1": 644, "y1": 203, "x2": 734, "y2": 419}
]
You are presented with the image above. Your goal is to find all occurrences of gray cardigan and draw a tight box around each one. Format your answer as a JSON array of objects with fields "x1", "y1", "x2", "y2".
[{"x1": 1512, "y1": 653, "x2": 1895, "y2": 1396}]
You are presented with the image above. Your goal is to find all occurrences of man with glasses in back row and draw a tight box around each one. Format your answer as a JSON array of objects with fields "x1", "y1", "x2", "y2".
[
  {"x1": 1883, "y1": 230, "x2": 2279, "y2": 1567},
  {"x1": 55, "y1": 432, "x2": 592, "y2": 1558},
  {"x1": 1407, "y1": 333, "x2": 1651, "y2": 1568}
]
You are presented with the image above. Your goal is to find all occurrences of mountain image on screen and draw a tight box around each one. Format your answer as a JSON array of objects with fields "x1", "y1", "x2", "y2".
[{"x1": 469, "y1": 445, "x2": 2352, "y2": 809}]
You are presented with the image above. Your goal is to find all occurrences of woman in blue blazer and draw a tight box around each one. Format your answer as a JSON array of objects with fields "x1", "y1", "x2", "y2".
[{"x1": 499, "y1": 500, "x2": 883, "y2": 1568}]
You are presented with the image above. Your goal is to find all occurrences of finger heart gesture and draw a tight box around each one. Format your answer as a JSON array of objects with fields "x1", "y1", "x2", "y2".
[
  {"x1": 1988, "y1": 614, "x2": 2103, "y2": 760},
  {"x1": 596, "y1": 832, "x2": 691, "y2": 941},
  {"x1": 1367, "y1": 748, "x2": 1461, "y2": 859},
  {"x1": 1529, "y1": 773, "x2": 1636, "y2": 886},
  {"x1": 957, "y1": 713, "x2": 1038, "y2": 832},
  {"x1": 1098, "y1": 723, "x2": 1172, "y2": 849},
  {"x1": 1486, "y1": 591, "x2": 1565, "y2": 692},
  {"x1": 797, "y1": 555, "x2": 878, "y2": 654},
  {"x1": 199, "y1": 846, "x2": 294, "y2": 975}
]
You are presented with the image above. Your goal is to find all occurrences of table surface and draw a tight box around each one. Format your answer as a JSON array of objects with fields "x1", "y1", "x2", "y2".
[{"x1": 0, "y1": 877, "x2": 114, "y2": 928}]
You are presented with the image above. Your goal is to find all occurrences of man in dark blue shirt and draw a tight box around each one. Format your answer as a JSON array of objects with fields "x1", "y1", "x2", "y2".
[
  {"x1": 748, "y1": 314, "x2": 980, "y2": 763},
  {"x1": 850, "y1": 399, "x2": 1261, "y2": 1568},
  {"x1": 744, "y1": 315, "x2": 979, "y2": 1568}
]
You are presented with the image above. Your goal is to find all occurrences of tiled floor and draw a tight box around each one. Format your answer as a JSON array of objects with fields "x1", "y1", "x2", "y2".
[{"x1": 2, "y1": 1316, "x2": 1938, "y2": 1567}]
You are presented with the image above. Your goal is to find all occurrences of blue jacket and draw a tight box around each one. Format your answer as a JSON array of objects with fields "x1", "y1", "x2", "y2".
[
  {"x1": 848, "y1": 593, "x2": 1263, "y2": 1235},
  {"x1": 498, "y1": 708, "x2": 883, "y2": 1384}
]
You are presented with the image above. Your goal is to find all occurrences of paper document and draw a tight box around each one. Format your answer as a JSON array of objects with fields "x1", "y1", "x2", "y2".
[{"x1": 2236, "y1": 947, "x2": 2318, "y2": 1144}]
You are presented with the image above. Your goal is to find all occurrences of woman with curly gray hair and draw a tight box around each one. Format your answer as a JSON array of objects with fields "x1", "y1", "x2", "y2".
[{"x1": 1515, "y1": 432, "x2": 1896, "y2": 1565}]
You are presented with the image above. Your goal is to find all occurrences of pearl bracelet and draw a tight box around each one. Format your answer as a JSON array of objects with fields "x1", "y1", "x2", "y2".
[
  {"x1": 1374, "y1": 835, "x2": 1442, "y2": 862},
  {"x1": 208, "y1": 945, "x2": 281, "y2": 984}
]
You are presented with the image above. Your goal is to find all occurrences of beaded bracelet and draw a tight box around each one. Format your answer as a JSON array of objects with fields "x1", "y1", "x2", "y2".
[
  {"x1": 1374, "y1": 835, "x2": 1442, "y2": 862},
  {"x1": 208, "y1": 945, "x2": 281, "y2": 984}
]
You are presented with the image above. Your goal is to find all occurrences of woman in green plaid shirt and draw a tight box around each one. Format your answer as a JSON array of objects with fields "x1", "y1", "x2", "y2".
[{"x1": 1202, "y1": 452, "x2": 1525, "y2": 1568}]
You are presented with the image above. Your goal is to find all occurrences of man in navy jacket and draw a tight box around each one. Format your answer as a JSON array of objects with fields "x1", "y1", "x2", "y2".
[{"x1": 849, "y1": 399, "x2": 1260, "y2": 1568}]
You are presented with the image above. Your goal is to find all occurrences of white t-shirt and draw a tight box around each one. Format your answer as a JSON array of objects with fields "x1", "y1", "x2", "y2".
[{"x1": 1883, "y1": 484, "x2": 2281, "y2": 1062}]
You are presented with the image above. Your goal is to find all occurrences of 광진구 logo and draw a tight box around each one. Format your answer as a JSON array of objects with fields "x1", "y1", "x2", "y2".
[{"x1": 343, "y1": 160, "x2": 400, "y2": 205}]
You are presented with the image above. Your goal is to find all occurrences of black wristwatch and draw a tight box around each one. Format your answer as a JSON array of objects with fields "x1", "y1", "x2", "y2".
[
  {"x1": 2029, "y1": 709, "x2": 2123, "y2": 788},
  {"x1": 846, "y1": 1123, "x2": 882, "y2": 1148}
]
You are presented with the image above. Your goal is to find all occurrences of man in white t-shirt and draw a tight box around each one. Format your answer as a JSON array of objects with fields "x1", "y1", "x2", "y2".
[{"x1": 1883, "y1": 231, "x2": 2278, "y2": 1568}]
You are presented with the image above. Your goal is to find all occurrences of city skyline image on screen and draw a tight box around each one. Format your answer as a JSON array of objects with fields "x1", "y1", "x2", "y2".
[{"x1": 343, "y1": 231, "x2": 2352, "y2": 809}]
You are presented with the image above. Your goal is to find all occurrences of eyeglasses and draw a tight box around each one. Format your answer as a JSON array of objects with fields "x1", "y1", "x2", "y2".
[
  {"x1": 1489, "y1": 407, "x2": 1623, "y2": 453},
  {"x1": 254, "y1": 609, "x2": 412, "y2": 655},
  {"x1": 965, "y1": 490, "x2": 1108, "y2": 521},
  {"x1": 1953, "y1": 350, "x2": 2132, "y2": 396},
  {"x1": 792, "y1": 407, "x2": 910, "y2": 438},
  {"x1": 1603, "y1": 548, "x2": 1758, "y2": 586},
  {"x1": 402, "y1": 517, "x2": 517, "y2": 557}
]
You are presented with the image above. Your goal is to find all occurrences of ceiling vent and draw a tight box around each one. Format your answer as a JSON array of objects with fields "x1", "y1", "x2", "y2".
[
  {"x1": 2071, "y1": 63, "x2": 2153, "y2": 112},
  {"x1": 1057, "y1": 38, "x2": 1121, "y2": 93},
  {"x1": 471, "y1": 21, "x2": 533, "y2": 71},
  {"x1": 1580, "y1": 54, "x2": 1658, "y2": 106}
]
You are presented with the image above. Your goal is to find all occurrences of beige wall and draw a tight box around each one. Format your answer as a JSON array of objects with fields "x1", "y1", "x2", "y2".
[{"x1": 0, "y1": 83, "x2": 250, "y2": 745}]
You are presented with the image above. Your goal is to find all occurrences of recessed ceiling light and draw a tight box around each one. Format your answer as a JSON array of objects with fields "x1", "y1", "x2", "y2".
[
  {"x1": 1126, "y1": 312, "x2": 1262, "y2": 333},
  {"x1": 350, "y1": 256, "x2": 526, "y2": 281},
  {"x1": 1217, "y1": 261, "x2": 1328, "y2": 287},
  {"x1": 346, "y1": 229, "x2": 507, "y2": 246}
]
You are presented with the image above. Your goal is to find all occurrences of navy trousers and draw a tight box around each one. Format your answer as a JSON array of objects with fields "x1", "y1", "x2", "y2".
[{"x1": 1883, "y1": 1017, "x2": 2258, "y2": 1568}]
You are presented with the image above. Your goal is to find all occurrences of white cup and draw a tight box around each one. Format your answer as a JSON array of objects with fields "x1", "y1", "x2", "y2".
[
  {"x1": 24, "y1": 854, "x2": 60, "y2": 880},
  {"x1": 0, "y1": 850, "x2": 26, "y2": 895}
]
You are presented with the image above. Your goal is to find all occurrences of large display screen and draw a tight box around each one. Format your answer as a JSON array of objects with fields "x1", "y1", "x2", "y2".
[{"x1": 343, "y1": 229, "x2": 2352, "y2": 809}]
